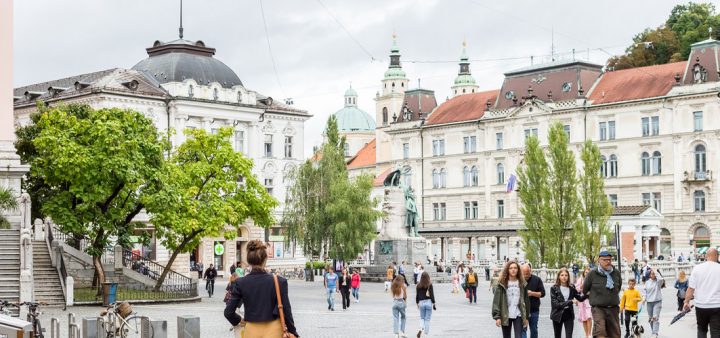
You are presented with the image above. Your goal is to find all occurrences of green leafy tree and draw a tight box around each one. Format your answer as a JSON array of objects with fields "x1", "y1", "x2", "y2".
[
  {"x1": 517, "y1": 135, "x2": 551, "y2": 266},
  {"x1": 283, "y1": 116, "x2": 379, "y2": 263},
  {"x1": 30, "y1": 105, "x2": 166, "y2": 285},
  {"x1": 578, "y1": 141, "x2": 614, "y2": 266},
  {"x1": 667, "y1": 2, "x2": 720, "y2": 59},
  {"x1": 545, "y1": 123, "x2": 581, "y2": 267},
  {"x1": 145, "y1": 127, "x2": 276, "y2": 291},
  {"x1": 0, "y1": 187, "x2": 19, "y2": 229}
]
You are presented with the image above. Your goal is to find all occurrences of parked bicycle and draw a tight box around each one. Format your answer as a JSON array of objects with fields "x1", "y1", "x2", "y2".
[
  {"x1": 99, "y1": 302, "x2": 153, "y2": 338},
  {"x1": 17, "y1": 301, "x2": 48, "y2": 338},
  {"x1": 0, "y1": 300, "x2": 16, "y2": 316}
]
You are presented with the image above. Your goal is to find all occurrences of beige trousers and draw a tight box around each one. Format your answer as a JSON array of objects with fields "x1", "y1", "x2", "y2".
[{"x1": 235, "y1": 319, "x2": 283, "y2": 338}]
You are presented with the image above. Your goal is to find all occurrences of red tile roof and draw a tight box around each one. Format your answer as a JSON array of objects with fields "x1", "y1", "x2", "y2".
[
  {"x1": 425, "y1": 90, "x2": 499, "y2": 126},
  {"x1": 347, "y1": 139, "x2": 376, "y2": 169},
  {"x1": 612, "y1": 205, "x2": 651, "y2": 216},
  {"x1": 589, "y1": 62, "x2": 686, "y2": 105}
]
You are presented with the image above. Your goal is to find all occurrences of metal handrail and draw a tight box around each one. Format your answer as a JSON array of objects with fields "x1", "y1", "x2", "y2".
[
  {"x1": 46, "y1": 223, "x2": 67, "y2": 308},
  {"x1": 121, "y1": 249, "x2": 197, "y2": 297}
]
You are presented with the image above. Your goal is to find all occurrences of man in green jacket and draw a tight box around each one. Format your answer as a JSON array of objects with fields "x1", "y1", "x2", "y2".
[{"x1": 583, "y1": 251, "x2": 622, "y2": 338}]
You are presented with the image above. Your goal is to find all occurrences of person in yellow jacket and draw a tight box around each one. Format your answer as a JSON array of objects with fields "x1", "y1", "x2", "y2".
[{"x1": 620, "y1": 278, "x2": 643, "y2": 338}]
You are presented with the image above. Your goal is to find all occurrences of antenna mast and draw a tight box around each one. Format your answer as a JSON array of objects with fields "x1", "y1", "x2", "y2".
[{"x1": 179, "y1": 0, "x2": 184, "y2": 39}]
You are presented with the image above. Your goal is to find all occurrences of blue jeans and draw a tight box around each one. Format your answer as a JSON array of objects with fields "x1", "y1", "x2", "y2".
[
  {"x1": 647, "y1": 300, "x2": 662, "y2": 335},
  {"x1": 352, "y1": 287, "x2": 359, "y2": 300},
  {"x1": 326, "y1": 287, "x2": 335, "y2": 309},
  {"x1": 419, "y1": 299, "x2": 433, "y2": 334},
  {"x1": 392, "y1": 299, "x2": 406, "y2": 334},
  {"x1": 522, "y1": 311, "x2": 539, "y2": 338}
]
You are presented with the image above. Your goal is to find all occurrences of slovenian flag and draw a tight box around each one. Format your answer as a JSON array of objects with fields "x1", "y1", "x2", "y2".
[{"x1": 506, "y1": 174, "x2": 516, "y2": 193}]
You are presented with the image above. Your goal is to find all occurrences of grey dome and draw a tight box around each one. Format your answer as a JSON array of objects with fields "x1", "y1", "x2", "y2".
[{"x1": 132, "y1": 39, "x2": 242, "y2": 88}]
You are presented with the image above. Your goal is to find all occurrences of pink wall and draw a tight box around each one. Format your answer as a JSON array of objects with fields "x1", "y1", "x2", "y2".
[{"x1": 0, "y1": 0, "x2": 14, "y2": 141}]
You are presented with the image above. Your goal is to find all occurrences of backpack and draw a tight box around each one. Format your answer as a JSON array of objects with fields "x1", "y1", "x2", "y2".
[{"x1": 468, "y1": 273, "x2": 476, "y2": 284}]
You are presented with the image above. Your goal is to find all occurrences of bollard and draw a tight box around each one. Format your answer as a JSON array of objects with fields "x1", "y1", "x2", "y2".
[
  {"x1": 68, "y1": 313, "x2": 76, "y2": 338},
  {"x1": 66, "y1": 276, "x2": 75, "y2": 306},
  {"x1": 50, "y1": 317, "x2": 59, "y2": 338},
  {"x1": 145, "y1": 318, "x2": 167, "y2": 338},
  {"x1": 81, "y1": 317, "x2": 103, "y2": 338},
  {"x1": 177, "y1": 315, "x2": 200, "y2": 338}
]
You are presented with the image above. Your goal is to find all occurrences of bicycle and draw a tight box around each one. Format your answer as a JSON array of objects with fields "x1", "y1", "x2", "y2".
[
  {"x1": 205, "y1": 278, "x2": 215, "y2": 298},
  {"x1": 0, "y1": 300, "x2": 16, "y2": 316},
  {"x1": 99, "y1": 302, "x2": 153, "y2": 338},
  {"x1": 17, "y1": 301, "x2": 48, "y2": 338}
]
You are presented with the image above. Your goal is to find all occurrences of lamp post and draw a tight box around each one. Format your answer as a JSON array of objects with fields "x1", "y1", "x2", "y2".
[{"x1": 614, "y1": 221, "x2": 622, "y2": 278}]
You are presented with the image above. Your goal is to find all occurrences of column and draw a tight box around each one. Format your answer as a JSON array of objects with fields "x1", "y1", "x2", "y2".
[
  {"x1": 644, "y1": 237, "x2": 650, "y2": 260},
  {"x1": 470, "y1": 236, "x2": 476, "y2": 262},
  {"x1": 249, "y1": 122, "x2": 259, "y2": 159},
  {"x1": 0, "y1": 0, "x2": 13, "y2": 140}
]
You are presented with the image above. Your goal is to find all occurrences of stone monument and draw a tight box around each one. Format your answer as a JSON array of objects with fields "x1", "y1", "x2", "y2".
[{"x1": 374, "y1": 166, "x2": 427, "y2": 267}]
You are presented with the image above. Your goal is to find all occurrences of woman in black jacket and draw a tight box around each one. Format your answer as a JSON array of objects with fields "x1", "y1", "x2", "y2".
[
  {"x1": 338, "y1": 268, "x2": 351, "y2": 310},
  {"x1": 550, "y1": 267, "x2": 586, "y2": 338},
  {"x1": 224, "y1": 240, "x2": 299, "y2": 337}
]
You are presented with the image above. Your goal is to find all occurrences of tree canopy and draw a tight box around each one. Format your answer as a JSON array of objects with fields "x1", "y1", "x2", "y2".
[{"x1": 608, "y1": 2, "x2": 720, "y2": 70}]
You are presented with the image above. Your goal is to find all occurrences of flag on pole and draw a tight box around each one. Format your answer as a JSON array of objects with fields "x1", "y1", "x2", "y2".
[{"x1": 506, "y1": 174, "x2": 517, "y2": 193}]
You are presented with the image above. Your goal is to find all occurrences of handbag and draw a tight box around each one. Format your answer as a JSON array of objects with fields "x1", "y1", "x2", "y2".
[{"x1": 273, "y1": 274, "x2": 298, "y2": 338}]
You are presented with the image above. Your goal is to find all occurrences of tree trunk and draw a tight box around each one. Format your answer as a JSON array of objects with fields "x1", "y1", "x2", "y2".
[
  {"x1": 93, "y1": 255, "x2": 106, "y2": 296},
  {"x1": 153, "y1": 233, "x2": 197, "y2": 291}
]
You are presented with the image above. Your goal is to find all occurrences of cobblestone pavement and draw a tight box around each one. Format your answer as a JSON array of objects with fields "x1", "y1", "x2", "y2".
[{"x1": 38, "y1": 278, "x2": 696, "y2": 338}]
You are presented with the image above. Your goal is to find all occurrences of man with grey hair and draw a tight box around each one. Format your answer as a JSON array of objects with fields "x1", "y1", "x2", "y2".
[{"x1": 684, "y1": 247, "x2": 720, "y2": 337}]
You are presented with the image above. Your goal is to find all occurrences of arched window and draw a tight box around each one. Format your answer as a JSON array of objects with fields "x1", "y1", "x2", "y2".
[
  {"x1": 609, "y1": 154, "x2": 618, "y2": 177},
  {"x1": 497, "y1": 163, "x2": 505, "y2": 184},
  {"x1": 440, "y1": 168, "x2": 447, "y2": 188},
  {"x1": 695, "y1": 144, "x2": 707, "y2": 177},
  {"x1": 695, "y1": 226, "x2": 710, "y2": 238},
  {"x1": 463, "y1": 166, "x2": 471, "y2": 187},
  {"x1": 641, "y1": 152, "x2": 650, "y2": 176},
  {"x1": 432, "y1": 169, "x2": 439, "y2": 189},
  {"x1": 600, "y1": 155, "x2": 608, "y2": 177},
  {"x1": 694, "y1": 190, "x2": 706, "y2": 212},
  {"x1": 652, "y1": 151, "x2": 662, "y2": 175},
  {"x1": 471, "y1": 166, "x2": 479, "y2": 186},
  {"x1": 382, "y1": 107, "x2": 388, "y2": 125}
]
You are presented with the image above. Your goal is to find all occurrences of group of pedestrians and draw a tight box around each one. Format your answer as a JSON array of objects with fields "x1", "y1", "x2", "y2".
[{"x1": 323, "y1": 266, "x2": 362, "y2": 311}]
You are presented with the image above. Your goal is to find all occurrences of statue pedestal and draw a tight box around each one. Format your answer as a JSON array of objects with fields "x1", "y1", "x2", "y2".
[{"x1": 375, "y1": 237, "x2": 427, "y2": 268}]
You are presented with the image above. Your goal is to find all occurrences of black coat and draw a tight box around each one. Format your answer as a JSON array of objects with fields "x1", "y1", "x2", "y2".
[{"x1": 550, "y1": 284, "x2": 586, "y2": 322}]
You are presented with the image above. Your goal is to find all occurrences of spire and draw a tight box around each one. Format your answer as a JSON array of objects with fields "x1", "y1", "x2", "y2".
[
  {"x1": 452, "y1": 40, "x2": 478, "y2": 96},
  {"x1": 458, "y1": 40, "x2": 470, "y2": 75},
  {"x1": 179, "y1": 0, "x2": 184, "y2": 39},
  {"x1": 383, "y1": 33, "x2": 407, "y2": 79}
]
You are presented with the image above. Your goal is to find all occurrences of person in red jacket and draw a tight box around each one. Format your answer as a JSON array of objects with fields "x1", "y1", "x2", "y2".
[{"x1": 351, "y1": 268, "x2": 361, "y2": 303}]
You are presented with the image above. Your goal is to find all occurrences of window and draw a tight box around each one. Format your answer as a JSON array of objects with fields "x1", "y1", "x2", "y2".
[
  {"x1": 344, "y1": 143, "x2": 350, "y2": 157},
  {"x1": 284, "y1": 136, "x2": 293, "y2": 159},
  {"x1": 608, "y1": 121, "x2": 616, "y2": 140},
  {"x1": 653, "y1": 192, "x2": 662, "y2": 212},
  {"x1": 439, "y1": 168, "x2": 447, "y2": 188},
  {"x1": 211, "y1": 128, "x2": 219, "y2": 135},
  {"x1": 264, "y1": 178, "x2": 274, "y2": 195},
  {"x1": 563, "y1": 125, "x2": 571, "y2": 139},
  {"x1": 432, "y1": 139, "x2": 445, "y2": 156},
  {"x1": 237, "y1": 91, "x2": 243, "y2": 103},
  {"x1": 472, "y1": 201, "x2": 479, "y2": 219},
  {"x1": 264, "y1": 134, "x2": 273, "y2": 157},
  {"x1": 652, "y1": 151, "x2": 662, "y2": 175},
  {"x1": 188, "y1": 85, "x2": 195, "y2": 97},
  {"x1": 432, "y1": 169, "x2": 439, "y2": 189},
  {"x1": 642, "y1": 193, "x2": 651, "y2": 206},
  {"x1": 382, "y1": 107, "x2": 388, "y2": 125},
  {"x1": 463, "y1": 136, "x2": 477, "y2": 153},
  {"x1": 641, "y1": 152, "x2": 650, "y2": 176},
  {"x1": 641, "y1": 117, "x2": 650, "y2": 137},
  {"x1": 497, "y1": 200, "x2": 504, "y2": 219},
  {"x1": 599, "y1": 122, "x2": 607, "y2": 141},
  {"x1": 694, "y1": 190, "x2": 706, "y2": 212},
  {"x1": 600, "y1": 155, "x2": 608, "y2": 177},
  {"x1": 608, "y1": 194, "x2": 618, "y2": 207},
  {"x1": 524, "y1": 128, "x2": 538, "y2": 139},
  {"x1": 440, "y1": 203, "x2": 447, "y2": 220},
  {"x1": 213, "y1": 88, "x2": 219, "y2": 100},
  {"x1": 403, "y1": 143, "x2": 409, "y2": 159},
  {"x1": 609, "y1": 154, "x2": 618, "y2": 177},
  {"x1": 694, "y1": 111, "x2": 703, "y2": 132},
  {"x1": 463, "y1": 166, "x2": 471, "y2": 187},
  {"x1": 464, "y1": 201, "x2": 479, "y2": 220},
  {"x1": 496, "y1": 132, "x2": 504, "y2": 150},
  {"x1": 695, "y1": 144, "x2": 707, "y2": 177},
  {"x1": 464, "y1": 202, "x2": 472, "y2": 220},
  {"x1": 497, "y1": 163, "x2": 505, "y2": 184},
  {"x1": 651, "y1": 116, "x2": 659, "y2": 135},
  {"x1": 234, "y1": 131, "x2": 244, "y2": 153},
  {"x1": 471, "y1": 166, "x2": 479, "y2": 186},
  {"x1": 433, "y1": 203, "x2": 440, "y2": 220}
]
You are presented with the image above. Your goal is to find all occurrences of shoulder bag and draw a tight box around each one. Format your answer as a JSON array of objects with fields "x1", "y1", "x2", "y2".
[{"x1": 274, "y1": 274, "x2": 297, "y2": 338}]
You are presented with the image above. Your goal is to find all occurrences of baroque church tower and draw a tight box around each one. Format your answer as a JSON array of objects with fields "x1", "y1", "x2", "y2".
[
  {"x1": 375, "y1": 34, "x2": 410, "y2": 166},
  {"x1": 451, "y1": 41, "x2": 478, "y2": 97}
]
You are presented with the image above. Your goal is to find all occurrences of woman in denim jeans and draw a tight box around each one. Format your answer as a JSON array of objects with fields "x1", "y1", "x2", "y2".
[
  {"x1": 643, "y1": 268, "x2": 664, "y2": 338},
  {"x1": 391, "y1": 275, "x2": 408, "y2": 338},
  {"x1": 415, "y1": 272, "x2": 436, "y2": 338}
]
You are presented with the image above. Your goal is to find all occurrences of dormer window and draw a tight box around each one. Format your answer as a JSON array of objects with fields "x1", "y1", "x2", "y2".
[{"x1": 121, "y1": 80, "x2": 139, "y2": 91}]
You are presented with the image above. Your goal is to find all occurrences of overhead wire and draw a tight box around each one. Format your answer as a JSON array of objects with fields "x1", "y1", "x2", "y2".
[
  {"x1": 316, "y1": 0, "x2": 380, "y2": 62},
  {"x1": 258, "y1": 0, "x2": 286, "y2": 97}
]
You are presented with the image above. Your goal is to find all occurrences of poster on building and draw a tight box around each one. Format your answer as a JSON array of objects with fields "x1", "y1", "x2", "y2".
[
  {"x1": 274, "y1": 242, "x2": 283, "y2": 258},
  {"x1": 267, "y1": 242, "x2": 275, "y2": 258}
]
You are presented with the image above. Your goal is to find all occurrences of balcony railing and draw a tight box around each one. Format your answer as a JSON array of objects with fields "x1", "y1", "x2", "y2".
[{"x1": 684, "y1": 170, "x2": 712, "y2": 182}]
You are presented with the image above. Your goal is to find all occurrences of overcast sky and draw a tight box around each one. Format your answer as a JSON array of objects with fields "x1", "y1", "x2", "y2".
[{"x1": 14, "y1": 0, "x2": 689, "y2": 157}]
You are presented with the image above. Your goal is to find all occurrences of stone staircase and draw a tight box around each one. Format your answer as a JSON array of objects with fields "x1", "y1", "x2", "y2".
[
  {"x1": 0, "y1": 229, "x2": 20, "y2": 316},
  {"x1": 32, "y1": 241, "x2": 65, "y2": 306}
]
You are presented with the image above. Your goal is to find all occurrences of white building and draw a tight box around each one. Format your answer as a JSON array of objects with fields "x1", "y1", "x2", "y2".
[
  {"x1": 14, "y1": 36, "x2": 310, "y2": 276},
  {"x1": 349, "y1": 37, "x2": 720, "y2": 263}
]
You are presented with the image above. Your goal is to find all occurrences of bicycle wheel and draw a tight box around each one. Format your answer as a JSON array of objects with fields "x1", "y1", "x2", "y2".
[
  {"x1": 119, "y1": 316, "x2": 152, "y2": 338},
  {"x1": 34, "y1": 318, "x2": 45, "y2": 338}
]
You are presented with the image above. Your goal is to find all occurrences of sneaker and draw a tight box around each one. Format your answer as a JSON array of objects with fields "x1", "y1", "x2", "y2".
[
  {"x1": 400, "y1": 332, "x2": 407, "y2": 338},
  {"x1": 328, "y1": 305, "x2": 331, "y2": 310},
  {"x1": 355, "y1": 299, "x2": 359, "y2": 303},
  {"x1": 417, "y1": 329, "x2": 423, "y2": 338}
]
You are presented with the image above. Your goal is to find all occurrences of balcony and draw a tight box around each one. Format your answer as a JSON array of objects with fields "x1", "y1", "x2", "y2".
[{"x1": 683, "y1": 170, "x2": 712, "y2": 183}]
